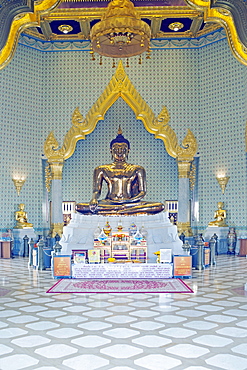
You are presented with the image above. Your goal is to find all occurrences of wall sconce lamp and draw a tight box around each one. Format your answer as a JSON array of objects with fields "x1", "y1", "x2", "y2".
[
  {"x1": 216, "y1": 175, "x2": 230, "y2": 194},
  {"x1": 12, "y1": 177, "x2": 26, "y2": 196}
]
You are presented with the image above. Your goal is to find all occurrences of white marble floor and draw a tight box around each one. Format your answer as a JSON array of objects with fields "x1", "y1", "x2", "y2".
[{"x1": 0, "y1": 255, "x2": 247, "y2": 370}]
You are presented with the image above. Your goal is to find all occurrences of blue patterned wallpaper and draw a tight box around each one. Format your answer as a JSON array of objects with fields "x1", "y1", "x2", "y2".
[
  {"x1": 196, "y1": 42, "x2": 247, "y2": 231},
  {"x1": 0, "y1": 36, "x2": 246, "y2": 233},
  {"x1": 0, "y1": 46, "x2": 44, "y2": 230}
]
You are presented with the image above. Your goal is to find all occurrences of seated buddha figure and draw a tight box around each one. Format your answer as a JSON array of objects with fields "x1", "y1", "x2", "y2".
[
  {"x1": 14, "y1": 203, "x2": 33, "y2": 229},
  {"x1": 208, "y1": 202, "x2": 228, "y2": 227},
  {"x1": 76, "y1": 127, "x2": 165, "y2": 216}
]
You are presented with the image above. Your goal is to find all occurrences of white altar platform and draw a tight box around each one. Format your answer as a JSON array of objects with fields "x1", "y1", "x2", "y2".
[
  {"x1": 204, "y1": 226, "x2": 229, "y2": 241},
  {"x1": 12, "y1": 228, "x2": 37, "y2": 256},
  {"x1": 60, "y1": 212, "x2": 183, "y2": 262}
]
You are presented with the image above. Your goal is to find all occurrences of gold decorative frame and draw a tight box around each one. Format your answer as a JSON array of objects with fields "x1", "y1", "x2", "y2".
[
  {"x1": 184, "y1": 0, "x2": 247, "y2": 67},
  {"x1": 44, "y1": 60, "x2": 197, "y2": 164},
  {"x1": 0, "y1": 0, "x2": 60, "y2": 70},
  {"x1": 1, "y1": 1, "x2": 247, "y2": 69}
]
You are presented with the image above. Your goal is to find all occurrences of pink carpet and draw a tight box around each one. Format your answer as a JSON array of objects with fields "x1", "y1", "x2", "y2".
[{"x1": 47, "y1": 278, "x2": 193, "y2": 294}]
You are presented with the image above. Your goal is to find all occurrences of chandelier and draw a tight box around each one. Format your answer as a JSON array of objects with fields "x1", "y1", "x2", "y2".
[{"x1": 90, "y1": 0, "x2": 151, "y2": 64}]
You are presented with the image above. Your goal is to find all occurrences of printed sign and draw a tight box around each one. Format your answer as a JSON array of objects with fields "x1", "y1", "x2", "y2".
[
  {"x1": 173, "y1": 255, "x2": 192, "y2": 278},
  {"x1": 53, "y1": 255, "x2": 71, "y2": 278},
  {"x1": 74, "y1": 252, "x2": 86, "y2": 264},
  {"x1": 160, "y1": 249, "x2": 172, "y2": 263},
  {"x1": 88, "y1": 249, "x2": 101, "y2": 263},
  {"x1": 72, "y1": 263, "x2": 173, "y2": 279}
]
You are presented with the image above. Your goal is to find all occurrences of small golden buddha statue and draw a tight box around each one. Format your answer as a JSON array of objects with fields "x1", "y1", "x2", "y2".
[
  {"x1": 76, "y1": 127, "x2": 164, "y2": 216},
  {"x1": 14, "y1": 203, "x2": 33, "y2": 229},
  {"x1": 208, "y1": 202, "x2": 228, "y2": 227}
]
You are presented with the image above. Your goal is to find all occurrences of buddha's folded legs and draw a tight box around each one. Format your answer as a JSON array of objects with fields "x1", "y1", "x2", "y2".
[{"x1": 76, "y1": 201, "x2": 164, "y2": 215}]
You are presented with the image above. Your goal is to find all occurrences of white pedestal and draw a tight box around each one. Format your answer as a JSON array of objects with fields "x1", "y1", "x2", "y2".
[
  {"x1": 204, "y1": 226, "x2": 229, "y2": 254},
  {"x1": 12, "y1": 228, "x2": 37, "y2": 256},
  {"x1": 60, "y1": 212, "x2": 183, "y2": 262},
  {"x1": 204, "y1": 226, "x2": 229, "y2": 241}
]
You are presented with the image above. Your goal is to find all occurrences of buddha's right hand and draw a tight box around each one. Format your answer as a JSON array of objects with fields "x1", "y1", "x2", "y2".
[{"x1": 89, "y1": 199, "x2": 98, "y2": 212}]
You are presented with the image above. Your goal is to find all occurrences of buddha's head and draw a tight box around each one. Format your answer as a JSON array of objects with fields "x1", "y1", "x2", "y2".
[
  {"x1": 217, "y1": 201, "x2": 224, "y2": 209},
  {"x1": 110, "y1": 126, "x2": 130, "y2": 161}
]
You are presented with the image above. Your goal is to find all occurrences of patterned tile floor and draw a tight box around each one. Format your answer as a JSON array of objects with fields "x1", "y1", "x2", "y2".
[{"x1": 0, "y1": 255, "x2": 247, "y2": 370}]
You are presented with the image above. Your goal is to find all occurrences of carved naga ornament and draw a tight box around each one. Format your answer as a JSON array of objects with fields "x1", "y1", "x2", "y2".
[{"x1": 185, "y1": 0, "x2": 247, "y2": 66}]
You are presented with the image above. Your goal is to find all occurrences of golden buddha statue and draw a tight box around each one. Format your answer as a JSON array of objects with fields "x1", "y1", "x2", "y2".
[
  {"x1": 208, "y1": 202, "x2": 228, "y2": 227},
  {"x1": 14, "y1": 203, "x2": 33, "y2": 229},
  {"x1": 76, "y1": 127, "x2": 165, "y2": 216}
]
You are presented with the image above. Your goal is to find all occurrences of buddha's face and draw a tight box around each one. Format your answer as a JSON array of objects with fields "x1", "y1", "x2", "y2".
[{"x1": 111, "y1": 143, "x2": 129, "y2": 162}]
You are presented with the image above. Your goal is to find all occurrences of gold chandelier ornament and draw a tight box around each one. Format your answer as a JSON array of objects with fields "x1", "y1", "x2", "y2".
[
  {"x1": 216, "y1": 175, "x2": 230, "y2": 195},
  {"x1": 90, "y1": 0, "x2": 151, "y2": 59},
  {"x1": 12, "y1": 177, "x2": 26, "y2": 196}
]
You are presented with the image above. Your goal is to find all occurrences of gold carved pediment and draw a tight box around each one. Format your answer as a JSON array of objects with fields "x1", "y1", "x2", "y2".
[{"x1": 44, "y1": 60, "x2": 197, "y2": 163}]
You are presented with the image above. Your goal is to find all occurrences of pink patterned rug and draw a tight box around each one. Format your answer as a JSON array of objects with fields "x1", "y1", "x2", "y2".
[{"x1": 47, "y1": 278, "x2": 193, "y2": 294}]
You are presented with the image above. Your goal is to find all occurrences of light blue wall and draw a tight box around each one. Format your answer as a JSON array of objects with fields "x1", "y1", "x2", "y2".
[
  {"x1": 196, "y1": 41, "x2": 247, "y2": 230},
  {"x1": 0, "y1": 46, "x2": 45, "y2": 230},
  {"x1": 0, "y1": 37, "x2": 246, "y2": 232}
]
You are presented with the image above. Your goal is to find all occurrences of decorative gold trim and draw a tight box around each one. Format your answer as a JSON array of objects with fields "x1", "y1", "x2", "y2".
[
  {"x1": 2, "y1": 1, "x2": 246, "y2": 66},
  {"x1": 184, "y1": 0, "x2": 247, "y2": 66},
  {"x1": 156, "y1": 23, "x2": 220, "y2": 40},
  {"x1": 44, "y1": 6, "x2": 201, "y2": 20},
  {"x1": 177, "y1": 161, "x2": 191, "y2": 179},
  {"x1": 44, "y1": 132, "x2": 66, "y2": 163},
  {"x1": 0, "y1": 0, "x2": 60, "y2": 70},
  {"x1": 177, "y1": 222, "x2": 193, "y2": 237},
  {"x1": 50, "y1": 222, "x2": 64, "y2": 237},
  {"x1": 44, "y1": 60, "x2": 197, "y2": 162},
  {"x1": 49, "y1": 162, "x2": 64, "y2": 180},
  {"x1": 30, "y1": 6, "x2": 203, "y2": 41},
  {"x1": 45, "y1": 164, "x2": 52, "y2": 192},
  {"x1": 189, "y1": 162, "x2": 196, "y2": 191}
]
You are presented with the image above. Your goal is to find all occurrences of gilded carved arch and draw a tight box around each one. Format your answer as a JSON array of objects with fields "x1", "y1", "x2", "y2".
[{"x1": 44, "y1": 60, "x2": 197, "y2": 166}]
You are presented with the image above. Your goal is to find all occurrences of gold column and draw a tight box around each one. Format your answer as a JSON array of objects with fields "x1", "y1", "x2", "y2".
[
  {"x1": 49, "y1": 162, "x2": 63, "y2": 180},
  {"x1": 177, "y1": 161, "x2": 191, "y2": 179},
  {"x1": 49, "y1": 161, "x2": 64, "y2": 238},
  {"x1": 177, "y1": 160, "x2": 193, "y2": 237}
]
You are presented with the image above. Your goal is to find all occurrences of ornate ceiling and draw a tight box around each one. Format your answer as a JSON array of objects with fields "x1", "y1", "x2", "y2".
[{"x1": 0, "y1": 0, "x2": 247, "y2": 69}]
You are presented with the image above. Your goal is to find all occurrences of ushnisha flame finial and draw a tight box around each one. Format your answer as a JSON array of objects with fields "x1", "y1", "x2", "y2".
[
  {"x1": 110, "y1": 126, "x2": 130, "y2": 149},
  {"x1": 118, "y1": 125, "x2": 122, "y2": 135}
]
